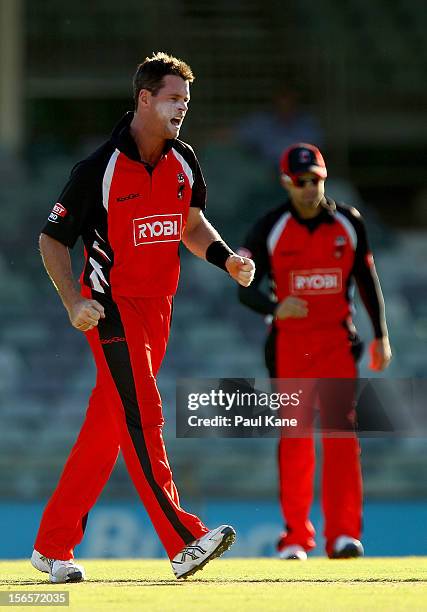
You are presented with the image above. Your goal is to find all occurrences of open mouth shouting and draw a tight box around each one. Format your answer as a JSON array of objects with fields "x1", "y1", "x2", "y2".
[{"x1": 170, "y1": 116, "x2": 183, "y2": 129}]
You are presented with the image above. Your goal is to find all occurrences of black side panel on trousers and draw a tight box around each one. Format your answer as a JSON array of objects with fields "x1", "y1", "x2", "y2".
[
  {"x1": 265, "y1": 326, "x2": 277, "y2": 377},
  {"x1": 350, "y1": 334, "x2": 364, "y2": 363},
  {"x1": 93, "y1": 291, "x2": 197, "y2": 544},
  {"x1": 341, "y1": 319, "x2": 364, "y2": 364}
]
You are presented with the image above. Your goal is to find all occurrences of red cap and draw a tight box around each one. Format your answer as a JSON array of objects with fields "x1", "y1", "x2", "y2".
[{"x1": 280, "y1": 143, "x2": 327, "y2": 181}]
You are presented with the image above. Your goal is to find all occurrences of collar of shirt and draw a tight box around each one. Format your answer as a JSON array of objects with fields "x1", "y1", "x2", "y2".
[
  {"x1": 110, "y1": 111, "x2": 174, "y2": 164},
  {"x1": 288, "y1": 196, "x2": 335, "y2": 231}
]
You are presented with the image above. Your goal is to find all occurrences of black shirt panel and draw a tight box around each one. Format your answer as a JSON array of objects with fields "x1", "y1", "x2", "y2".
[
  {"x1": 41, "y1": 142, "x2": 113, "y2": 248},
  {"x1": 238, "y1": 203, "x2": 290, "y2": 315},
  {"x1": 336, "y1": 204, "x2": 388, "y2": 338}
]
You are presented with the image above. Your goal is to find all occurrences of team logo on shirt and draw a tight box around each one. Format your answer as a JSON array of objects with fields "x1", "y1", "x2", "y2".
[
  {"x1": 48, "y1": 203, "x2": 68, "y2": 223},
  {"x1": 334, "y1": 235, "x2": 347, "y2": 259},
  {"x1": 133, "y1": 213, "x2": 182, "y2": 246},
  {"x1": 177, "y1": 173, "x2": 186, "y2": 200},
  {"x1": 290, "y1": 269, "x2": 342, "y2": 295}
]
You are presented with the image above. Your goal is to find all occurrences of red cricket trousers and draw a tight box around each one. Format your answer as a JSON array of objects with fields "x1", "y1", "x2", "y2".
[
  {"x1": 35, "y1": 291, "x2": 208, "y2": 560},
  {"x1": 273, "y1": 327, "x2": 363, "y2": 556}
]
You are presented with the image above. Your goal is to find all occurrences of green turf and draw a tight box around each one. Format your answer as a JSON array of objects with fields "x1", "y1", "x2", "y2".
[{"x1": 1, "y1": 558, "x2": 426, "y2": 611}]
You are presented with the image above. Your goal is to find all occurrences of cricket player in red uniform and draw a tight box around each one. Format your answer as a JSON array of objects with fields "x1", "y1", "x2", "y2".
[
  {"x1": 31, "y1": 52, "x2": 255, "y2": 582},
  {"x1": 239, "y1": 143, "x2": 391, "y2": 560}
]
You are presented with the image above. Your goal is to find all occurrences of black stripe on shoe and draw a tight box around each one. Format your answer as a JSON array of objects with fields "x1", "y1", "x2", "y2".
[{"x1": 178, "y1": 527, "x2": 236, "y2": 580}]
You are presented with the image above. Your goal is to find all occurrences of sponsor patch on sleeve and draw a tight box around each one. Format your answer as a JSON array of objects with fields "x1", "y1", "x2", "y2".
[{"x1": 48, "y1": 203, "x2": 68, "y2": 223}]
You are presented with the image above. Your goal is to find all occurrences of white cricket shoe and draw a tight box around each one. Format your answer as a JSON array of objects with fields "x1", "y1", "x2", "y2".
[
  {"x1": 279, "y1": 545, "x2": 308, "y2": 560},
  {"x1": 31, "y1": 549, "x2": 85, "y2": 583},
  {"x1": 171, "y1": 525, "x2": 236, "y2": 579},
  {"x1": 330, "y1": 535, "x2": 364, "y2": 559}
]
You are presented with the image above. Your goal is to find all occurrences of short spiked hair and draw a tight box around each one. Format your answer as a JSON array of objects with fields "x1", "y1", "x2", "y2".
[{"x1": 133, "y1": 52, "x2": 194, "y2": 107}]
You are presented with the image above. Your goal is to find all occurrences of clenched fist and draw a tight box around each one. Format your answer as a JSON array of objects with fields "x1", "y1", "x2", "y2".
[
  {"x1": 226, "y1": 255, "x2": 255, "y2": 287},
  {"x1": 369, "y1": 337, "x2": 392, "y2": 371},
  {"x1": 274, "y1": 296, "x2": 309, "y2": 320},
  {"x1": 67, "y1": 298, "x2": 105, "y2": 332}
]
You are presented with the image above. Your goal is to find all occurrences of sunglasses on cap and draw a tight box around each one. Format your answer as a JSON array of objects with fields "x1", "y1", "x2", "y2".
[{"x1": 293, "y1": 176, "x2": 321, "y2": 188}]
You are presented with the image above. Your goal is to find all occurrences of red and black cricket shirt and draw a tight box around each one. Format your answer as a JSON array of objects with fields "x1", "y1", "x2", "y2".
[
  {"x1": 238, "y1": 198, "x2": 387, "y2": 339},
  {"x1": 42, "y1": 112, "x2": 206, "y2": 297}
]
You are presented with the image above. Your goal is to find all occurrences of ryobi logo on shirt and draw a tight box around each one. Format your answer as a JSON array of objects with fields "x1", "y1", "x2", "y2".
[
  {"x1": 290, "y1": 269, "x2": 342, "y2": 295},
  {"x1": 133, "y1": 214, "x2": 182, "y2": 246}
]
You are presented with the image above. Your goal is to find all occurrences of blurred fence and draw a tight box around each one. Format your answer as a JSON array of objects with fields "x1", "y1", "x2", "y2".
[{"x1": 18, "y1": 0, "x2": 427, "y2": 186}]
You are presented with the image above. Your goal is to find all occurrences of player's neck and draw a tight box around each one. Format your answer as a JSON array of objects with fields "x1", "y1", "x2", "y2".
[
  {"x1": 130, "y1": 115, "x2": 165, "y2": 167},
  {"x1": 291, "y1": 199, "x2": 323, "y2": 219}
]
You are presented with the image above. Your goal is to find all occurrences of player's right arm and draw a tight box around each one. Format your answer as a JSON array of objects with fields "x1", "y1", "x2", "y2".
[
  {"x1": 39, "y1": 234, "x2": 105, "y2": 332},
  {"x1": 347, "y1": 206, "x2": 392, "y2": 370},
  {"x1": 40, "y1": 159, "x2": 105, "y2": 332}
]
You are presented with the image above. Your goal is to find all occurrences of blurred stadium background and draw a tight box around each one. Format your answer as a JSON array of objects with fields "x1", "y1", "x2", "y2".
[{"x1": 0, "y1": 0, "x2": 426, "y2": 558}]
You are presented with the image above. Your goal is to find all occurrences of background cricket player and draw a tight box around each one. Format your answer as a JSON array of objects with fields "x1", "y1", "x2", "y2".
[
  {"x1": 238, "y1": 143, "x2": 391, "y2": 560},
  {"x1": 31, "y1": 52, "x2": 255, "y2": 583}
]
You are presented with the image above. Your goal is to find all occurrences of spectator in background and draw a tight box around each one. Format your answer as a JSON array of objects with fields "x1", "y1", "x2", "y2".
[
  {"x1": 238, "y1": 143, "x2": 391, "y2": 560},
  {"x1": 235, "y1": 87, "x2": 324, "y2": 167}
]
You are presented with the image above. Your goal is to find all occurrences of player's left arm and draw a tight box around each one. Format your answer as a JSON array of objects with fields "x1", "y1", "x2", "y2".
[
  {"x1": 182, "y1": 207, "x2": 255, "y2": 287},
  {"x1": 350, "y1": 208, "x2": 392, "y2": 371}
]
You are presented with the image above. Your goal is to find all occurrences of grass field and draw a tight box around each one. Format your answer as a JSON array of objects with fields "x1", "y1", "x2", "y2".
[{"x1": 1, "y1": 558, "x2": 426, "y2": 611}]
